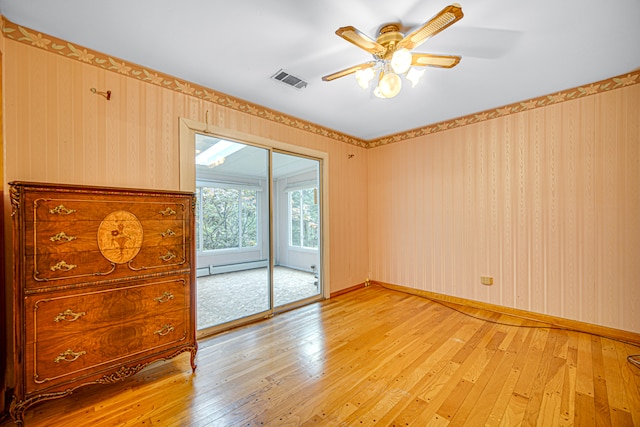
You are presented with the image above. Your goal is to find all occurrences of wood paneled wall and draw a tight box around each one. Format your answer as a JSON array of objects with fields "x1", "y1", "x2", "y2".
[
  {"x1": 368, "y1": 84, "x2": 640, "y2": 333},
  {"x1": 1, "y1": 39, "x2": 369, "y2": 294}
]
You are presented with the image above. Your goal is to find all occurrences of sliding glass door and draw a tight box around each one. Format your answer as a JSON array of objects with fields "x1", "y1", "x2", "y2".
[
  {"x1": 194, "y1": 135, "x2": 322, "y2": 335},
  {"x1": 272, "y1": 152, "x2": 321, "y2": 308},
  {"x1": 195, "y1": 135, "x2": 271, "y2": 332}
]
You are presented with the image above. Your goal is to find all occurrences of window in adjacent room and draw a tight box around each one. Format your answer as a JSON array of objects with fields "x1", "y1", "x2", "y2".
[
  {"x1": 195, "y1": 185, "x2": 258, "y2": 251},
  {"x1": 288, "y1": 187, "x2": 319, "y2": 249}
]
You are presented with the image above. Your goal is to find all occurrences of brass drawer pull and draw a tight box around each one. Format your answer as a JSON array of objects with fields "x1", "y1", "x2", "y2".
[
  {"x1": 158, "y1": 207, "x2": 176, "y2": 216},
  {"x1": 54, "y1": 349, "x2": 86, "y2": 363},
  {"x1": 54, "y1": 309, "x2": 86, "y2": 322},
  {"x1": 50, "y1": 260, "x2": 77, "y2": 272},
  {"x1": 154, "y1": 292, "x2": 175, "y2": 303},
  {"x1": 154, "y1": 324, "x2": 175, "y2": 336},
  {"x1": 159, "y1": 251, "x2": 176, "y2": 262},
  {"x1": 50, "y1": 232, "x2": 78, "y2": 242},
  {"x1": 161, "y1": 229, "x2": 176, "y2": 238},
  {"x1": 49, "y1": 205, "x2": 76, "y2": 215}
]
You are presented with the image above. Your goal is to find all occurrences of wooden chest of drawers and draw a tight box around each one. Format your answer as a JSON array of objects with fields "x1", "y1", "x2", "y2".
[{"x1": 8, "y1": 182, "x2": 197, "y2": 424}]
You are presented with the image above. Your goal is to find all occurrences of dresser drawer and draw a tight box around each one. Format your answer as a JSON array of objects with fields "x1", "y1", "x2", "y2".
[
  {"x1": 25, "y1": 251, "x2": 190, "y2": 290},
  {"x1": 25, "y1": 220, "x2": 101, "y2": 255},
  {"x1": 128, "y1": 244, "x2": 188, "y2": 271},
  {"x1": 24, "y1": 219, "x2": 185, "y2": 256},
  {"x1": 26, "y1": 250, "x2": 117, "y2": 285},
  {"x1": 139, "y1": 219, "x2": 186, "y2": 247},
  {"x1": 25, "y1": 215, "x2": 188, "y2": 261},
  {"x1": 28, "y1": 196, "x2": 189, "y2": 222},
  {"x1": 26, "y1": 277, "x2": 189, "y2": 344},
  {"x1": 26, "y1": 309, "x2": 188, "y2": 393},
  {"x1": 28, "y1": 219, "x2": 188, "y2": 258}
]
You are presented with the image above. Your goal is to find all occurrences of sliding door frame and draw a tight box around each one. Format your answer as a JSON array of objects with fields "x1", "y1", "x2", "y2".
[
  {"x1": 179, "y1": 118, "x2": 330, "y2": 336},
  {"x1": 271, "y1": 149, "x2": 323, "y2": 314}
]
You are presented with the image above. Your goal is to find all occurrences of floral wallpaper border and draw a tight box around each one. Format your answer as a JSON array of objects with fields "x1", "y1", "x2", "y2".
[
  {"x1": 2, "y1": 16, "x2": 638, "y2": 149},
  {"x1": 368, "y1": 71, "x2": 639, "y2": 148},
  {"x1": 0, "y1": 16, "x2": 367, "y2": 148}
]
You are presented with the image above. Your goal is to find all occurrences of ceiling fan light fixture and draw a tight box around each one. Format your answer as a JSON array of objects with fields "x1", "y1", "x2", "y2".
[
  {"x1": 391, "y1": 48, "x2": 412, "y2": 74},
  {"x1": 355, "y1": 67, "x2": 375, "y2": 88},
  {"x1": 378, "y1": 72, "x2": 402, "y2": 98},
  {"x1": 322, "y1": 4, "x2": 463, "y2": 100},
  {"x1": 406, "y1": 67, "x2": 425, "y2": 87}
]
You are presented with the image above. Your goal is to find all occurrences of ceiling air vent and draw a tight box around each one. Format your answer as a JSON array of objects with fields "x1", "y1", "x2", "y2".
[{"x1": 271, "y1": 69, "x2": 308, "y2": 89}]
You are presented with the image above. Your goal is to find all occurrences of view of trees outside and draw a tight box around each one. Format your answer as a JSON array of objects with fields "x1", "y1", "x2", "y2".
[
  {"x1": 289, "y1": 188, "x2": 319, "y2": 249},
  {"x1": 195, "y1": 186, "x2": 258, "y2": 251}
]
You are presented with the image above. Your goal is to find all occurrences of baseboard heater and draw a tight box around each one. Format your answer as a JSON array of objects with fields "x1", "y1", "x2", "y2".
[{"x1": 197, "y1": 260, "x2": 269, "y2": 277}]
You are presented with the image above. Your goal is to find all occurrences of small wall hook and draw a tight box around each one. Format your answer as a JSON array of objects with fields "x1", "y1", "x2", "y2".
[
  {"x1": 90, "y1": 87, "x2": 111, "y2": 100},
  {"x1": 348, "y1": 154, "x2": 355, "y2": 159}
]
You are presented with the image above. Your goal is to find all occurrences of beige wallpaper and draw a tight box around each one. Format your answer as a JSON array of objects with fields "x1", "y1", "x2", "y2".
[{"x1": 368, "y1": 85, "x2": 640, "y2": 333}]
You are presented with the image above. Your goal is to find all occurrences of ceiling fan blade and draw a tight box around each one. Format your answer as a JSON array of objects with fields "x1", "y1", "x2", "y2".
[
  {"x1": 411, "y1": 53, "x2": 461, "y2": 68},
  {"x1": 322, "y1": 63, "x2": 374, "y2": 81},
  {"x1": 398, "y1": 4, "x2": 464, "y2": 50},
  {"x1": 335, "y1": 26, "x2": 385, "y2": 56}
]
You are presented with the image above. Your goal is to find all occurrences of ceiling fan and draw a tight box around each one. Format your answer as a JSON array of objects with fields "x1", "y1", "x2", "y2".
[{"x1": 322, "y1": 3, "x2": 464, "y2": 98}]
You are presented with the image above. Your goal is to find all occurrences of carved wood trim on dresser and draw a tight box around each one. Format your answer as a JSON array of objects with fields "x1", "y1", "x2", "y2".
[
  {"x1": 1, "y1": 187, "x2": 7, "y2": 421},
  {"x1": 8, "y1": 182, "x2": 198, "y2": 425}
]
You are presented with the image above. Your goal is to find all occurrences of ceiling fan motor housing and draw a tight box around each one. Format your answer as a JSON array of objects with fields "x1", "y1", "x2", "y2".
[{"x1": 376, "y1": 24, "x2": 404, "y2": 59}]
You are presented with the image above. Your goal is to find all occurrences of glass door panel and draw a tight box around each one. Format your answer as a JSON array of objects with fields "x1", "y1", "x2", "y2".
[
  {"x1": 195, "y1": 134, "x2": 271, "y2": 331},
  {"x1": 272, "y1": 152, "x2": 322, "y2": 308}
]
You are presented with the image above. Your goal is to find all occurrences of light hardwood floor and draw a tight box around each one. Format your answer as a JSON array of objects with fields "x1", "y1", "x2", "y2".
[{"x1": 4, "y1": 285, "x2": 640, "y2": 426}]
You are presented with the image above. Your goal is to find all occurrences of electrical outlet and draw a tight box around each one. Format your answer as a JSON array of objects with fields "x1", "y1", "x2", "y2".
[{"x1": 481, "y1": 276, "x2": 494, "y2": 285}]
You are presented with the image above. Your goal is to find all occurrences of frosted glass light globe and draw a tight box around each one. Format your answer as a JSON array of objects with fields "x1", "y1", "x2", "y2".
[
  {"x1": 406, "y1": 67, "x2": 425, "y2": 87},
  {"x1": 355, "y1": 67, "x2": 374, "y2": 89},
  {"x1": 391, "y1": 48, "x2": 412, "y2": 74},
  {"x1": 378, "y1": 72, "x2": 402, "y2": 98}
]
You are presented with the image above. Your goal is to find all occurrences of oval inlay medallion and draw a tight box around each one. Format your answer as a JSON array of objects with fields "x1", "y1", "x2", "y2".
[{"x1": 97, "y1": 210, "x2": 143, "y2": 264}]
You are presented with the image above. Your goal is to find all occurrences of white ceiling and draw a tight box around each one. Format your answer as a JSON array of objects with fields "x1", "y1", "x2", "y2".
[{"x1": 1, "y1": 0, "x2": 639, "y2": 141}]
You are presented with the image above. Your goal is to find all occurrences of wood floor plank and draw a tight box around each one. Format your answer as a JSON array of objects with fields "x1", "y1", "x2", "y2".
[
  {"x1": 485, "y1": 367, "x2": 523, "y2": 426},
  {"x1": 391, "y1": 396, "x2": 429, "y2": 426},
  {"x1": 425, "y1": 413, "x2": 450, "y2": 426},
  {"x1": 591, "y1": 336, "x2": 613, "y2": 427},
  {"x1": 4, "y1": 285, "x2": 640, "y2": 427},
  {"x1": 575, "y1": 332, "x2": 596, "y2": 398},
  {"x1": 558, "y1": 356, "x2": 577, "y2": 426},
  {"x1": 496, "y1": 328, "x2": 539, "y2": 426},
  {"x1": 499, "y1": 392, "x2": 529, "y2": 427},
  {"x1": 601, "y1": 337, "x2": 629, "y2": 414},
  {"x1": 511, "y1": 328, "x2": 550, "y2": 400},
  {"x1": 521, "y1": 329, "x2": 561, "y2": 425},
  {"x1": 575, "y1": 391, "x2": 597, "y2": 426},
  {"x1": 535, "y1": 356, "x2": 566, "y2": 427},
  {"x1": 558, "y1": 330, "x2": 579, "y2": 426}
]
